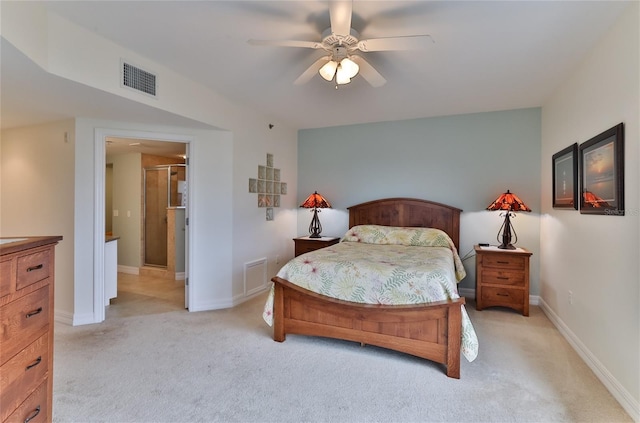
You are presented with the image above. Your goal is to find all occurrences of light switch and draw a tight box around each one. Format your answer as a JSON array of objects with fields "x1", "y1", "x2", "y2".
[
  {"x1": 113, "y1": 210, "x2": 119, "y2": 217},
  {"x1": 127, "y1": 210, "x2": 131, "y2": 217}
]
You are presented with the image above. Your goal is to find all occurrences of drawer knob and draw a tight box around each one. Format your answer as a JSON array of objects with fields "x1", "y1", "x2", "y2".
[
  {"x1": 26, "y1": 264, "x2": 44, "y2": 272},
  {"x1": 497, "y1": 276, "x2": 509, "y2": 280},
  {"x1": 496, "y1": 292, "x2": 509, "y2": 297},
  {"x1": 24, "y1": 405, "x2": 41, "y2": 423},
  {"x1": 25, "y1": 356, "x2": 42, "y2": 371},
  {"x1": 496, "y1": 261, "x2": 510, "y2": 264},
  {"x1": 25, "y1": 307, "x2": 43, "y2": 318}
]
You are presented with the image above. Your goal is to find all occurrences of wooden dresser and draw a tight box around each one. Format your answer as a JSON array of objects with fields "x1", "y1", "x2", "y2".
[
  {"x1": 475, "y1": 245, "x2": 532, "y2": 316},
  {"x1": 1, "y1": 236, "x2": 62, "y2": 423}
]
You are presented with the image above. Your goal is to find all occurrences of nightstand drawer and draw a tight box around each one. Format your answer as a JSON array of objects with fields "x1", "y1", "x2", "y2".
[
  {"x1": 296, "y1": 243, "x2": 323, "y2": 255},
  {"x1": 293, "y1": 237, "x2": 339, "y2": 257},
  {"x1": 481, "y1": 286, "x2": 524, "y2": 307},
  {"x1": 481, "y1": 254, "x2": 526, "y2": 270},
  {"x1": 481, "y1": 269, "x2": 525, "y2": 286}
]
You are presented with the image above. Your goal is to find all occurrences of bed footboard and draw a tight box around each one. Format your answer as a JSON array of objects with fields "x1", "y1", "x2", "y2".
[{"x1": 272, "y1": 277, "x2": 464, "y2": 378}]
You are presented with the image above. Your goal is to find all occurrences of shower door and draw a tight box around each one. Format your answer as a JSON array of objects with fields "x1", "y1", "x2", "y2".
[{"x1": 144, "y1": 167, "x2": 168, "y2": 267}]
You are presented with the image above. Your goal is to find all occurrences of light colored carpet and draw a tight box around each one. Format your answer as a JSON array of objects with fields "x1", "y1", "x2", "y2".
[{"x1": 53, "y1": 293, "x2": 631, "y2": 423}]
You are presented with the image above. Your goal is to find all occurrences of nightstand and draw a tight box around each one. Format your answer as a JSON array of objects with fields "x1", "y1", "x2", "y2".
[
  {"x1": 475, "y1": 245, "x2": 532, "y2": 316},
  {"x1": 293, "y1": 236, "x2": 340, "y2": 257}
]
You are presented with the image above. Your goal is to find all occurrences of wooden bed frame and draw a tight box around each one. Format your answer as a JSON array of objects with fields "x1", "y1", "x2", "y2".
[{"x1": 271, "y1": 198, "x2": 465, "y2": 378}]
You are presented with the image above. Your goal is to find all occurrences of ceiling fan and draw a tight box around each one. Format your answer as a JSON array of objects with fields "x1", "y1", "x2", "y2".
[{"x1": 248, "y1": 0, "x2": 433, "y2": 88}]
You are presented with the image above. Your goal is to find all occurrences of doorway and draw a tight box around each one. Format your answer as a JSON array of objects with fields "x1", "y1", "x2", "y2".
[
  {"x1": 143, "y1": 164, "x2": 187, "y2": 269},
  {"x1": 102, "y1": 131, "x2": 189, "y2": 321}
]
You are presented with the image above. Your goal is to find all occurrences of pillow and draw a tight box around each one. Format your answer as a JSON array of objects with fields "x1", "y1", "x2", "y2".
[{"x1": 342, "y1": 225, "x2": 454, "y2": 248}]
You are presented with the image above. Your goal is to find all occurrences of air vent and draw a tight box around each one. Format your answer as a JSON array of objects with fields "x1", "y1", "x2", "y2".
[{"x1": 122, "y1": 61, "x2": 157, "y2": 97}]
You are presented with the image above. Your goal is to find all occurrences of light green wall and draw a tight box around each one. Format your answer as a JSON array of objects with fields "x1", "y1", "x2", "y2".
[
  {"x1": 298, "y1": 108, "x2": 541, "y2": 291},
  {"x1": 299, "y1": 108, "x2": 541, "y2": 211}
]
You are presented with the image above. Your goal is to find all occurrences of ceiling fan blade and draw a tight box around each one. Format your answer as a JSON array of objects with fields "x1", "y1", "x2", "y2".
[
  {"x1": 356, "y1": 35, "x2": 434, "y2": 52},
  {"x1": 248, "y1": 39, "x2": 324, "y2": 49},
  {"x1": 329, "y1": 0, "x2": 352, "y2": 37},
  {"x1": 351, "y1": 56, "x2": 386, "y2": 87},
  {"x1": 294, "y1": 56, "x2": 331, "y2": 85}
]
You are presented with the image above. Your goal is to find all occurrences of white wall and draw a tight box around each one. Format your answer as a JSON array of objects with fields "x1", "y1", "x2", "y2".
[
  {"x1": 1, "y1": 3, "x2": 298, "y2": 323},
  {"x1": 231, "y1": 120, "x2": 299, "y2": 302},
  {"x1": 109, "y1": 153, "x2": 142, "y2": 268},
  {"x1": 0, "y1": 120, "x2": 75, "y2": 319},
  {"x1": 540, "y1": 2, "x2": 639, "y2": 418}
]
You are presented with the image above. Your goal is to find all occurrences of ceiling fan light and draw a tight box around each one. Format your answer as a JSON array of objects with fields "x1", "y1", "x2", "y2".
[
  {"x1": 340, "y1": 57, "x2": 359, "y2": 79},
  {"x1": 319, "y1": 60, "x2": 338, "y2": 81},
  {"x1": 335, "y1": 66, "x2": 352, "y2": 85}
]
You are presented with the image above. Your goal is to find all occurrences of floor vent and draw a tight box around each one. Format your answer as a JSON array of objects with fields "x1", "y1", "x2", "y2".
[
  {"x1": 122, "y1": 61, "x2": 157, "y2": 97},
  {"x1": 244, "y1": 258, "x2": 267, "y2": 297}
]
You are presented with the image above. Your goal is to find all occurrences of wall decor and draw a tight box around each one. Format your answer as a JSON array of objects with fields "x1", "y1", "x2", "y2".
[
  {"x1": 552, "y1": 143, "x2": 578, "y2": 209},
  {"x1": 579, "y1": 122, "x2": 624, "y2": 215},
  {"x1": 249, "y1": 153, "x2": 288, "y2": 220}
]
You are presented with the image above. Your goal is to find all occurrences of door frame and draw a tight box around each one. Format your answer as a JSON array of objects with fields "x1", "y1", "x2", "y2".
[{"x1": 94, "y1": 128, "x2": 193, "y2": 323}]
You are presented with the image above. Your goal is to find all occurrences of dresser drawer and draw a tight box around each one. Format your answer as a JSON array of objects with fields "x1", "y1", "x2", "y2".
[
  {"x1": 4, "y1": 380, "x2": 48, "y2": 423},
  {"x1": 0, "y1": 286, "x2": 50, "y2": 364},
  {"x1": 481, "y1": 286, "x2": 525, "y2": 307},
  {"x1": 16, "y1": 250, "x2": 51, "y2": 291},
  {"x1": 481, "y1": 254, "x2": 526, "y2": 270},
  {"x1": 0, "y1": 335, "x2": 49, "y2": 422},
  {"x1": 0, "y1": 258, "x2": 14, "y2": 298},
  {"x1": 481, "y1": 269, "x2": 525, "y2": 286}
]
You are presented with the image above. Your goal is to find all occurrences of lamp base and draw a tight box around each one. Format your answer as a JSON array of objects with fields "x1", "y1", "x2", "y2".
[
  {"x1": 496, "y1": 213, "x2": 517, "y2": 250},
  {"x1": 308, "y1": 208, "x2": 322, "y2": 239}
]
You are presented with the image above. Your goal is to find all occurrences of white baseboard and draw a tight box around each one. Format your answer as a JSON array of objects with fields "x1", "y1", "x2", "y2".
[
  {"x1": 538, "y1": 298, "x2": 639, "y2": 422},
  {"x1": 458, "y1": 287, "x2": 475, "y2": 298},
  {"x1": 71, "y1": 312, "x2": 99, "y2": 326},
  {"x1": 117, "y1": 265, "x2": 139, "y2": 275},
  {"x1": 188, "y1": 298, "x2": 235, "y2": 311},
  {"x1": 54, "y1": 309, "x2": 74, "y2": 325}
]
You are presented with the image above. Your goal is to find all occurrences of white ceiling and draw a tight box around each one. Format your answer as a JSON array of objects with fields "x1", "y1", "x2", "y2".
[{"x1": 1, "y1": 1, "x2": 630, "y2": 131}]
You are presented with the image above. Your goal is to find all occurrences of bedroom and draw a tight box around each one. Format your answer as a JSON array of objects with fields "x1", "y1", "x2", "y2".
[{"x1": 0, "y1": 1, "x2": 637, "y2": 421}]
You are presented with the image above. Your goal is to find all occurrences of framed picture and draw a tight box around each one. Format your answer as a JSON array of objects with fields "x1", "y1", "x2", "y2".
[
  {"x1": 579, "y1": 123, "x2": 624, "y2": 215},
  {"x1": 552, "y1": 143, "x2": 578, "y2": 209}
]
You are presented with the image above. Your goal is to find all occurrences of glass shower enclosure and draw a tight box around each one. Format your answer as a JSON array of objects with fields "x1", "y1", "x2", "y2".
[{"x1": 143, "y1": 164, "x2": 187, "y2": 267}]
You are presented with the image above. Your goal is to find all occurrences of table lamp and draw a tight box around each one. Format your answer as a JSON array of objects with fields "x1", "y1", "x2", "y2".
[
  {"x1": 486, "y1": 189, "x2": 531, "y2": 249},
  {"x1": 300, "y1": 191, "x2": 331, "y2": 238}
]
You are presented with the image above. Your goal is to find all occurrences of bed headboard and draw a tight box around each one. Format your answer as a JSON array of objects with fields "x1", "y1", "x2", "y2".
[{"x1": 347, "y1": 198, "x2": 462, "y2": 250}]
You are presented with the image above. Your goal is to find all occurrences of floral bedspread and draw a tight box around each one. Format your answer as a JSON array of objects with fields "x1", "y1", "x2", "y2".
[{"x1": 263, "y1": 226, "x2": 478, "y2": 362}]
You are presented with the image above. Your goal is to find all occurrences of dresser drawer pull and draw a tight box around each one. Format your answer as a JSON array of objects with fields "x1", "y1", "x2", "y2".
[
  {"x1": 497, "y1": 276, "x2": 509, "y2": 280},
  {"x1": 25, "y1": 356, "x2": 42, "y2": 371},
  {"x1": 25, "y1": 307, "x2": 43, "y2": 318},
  {"x1": 24, "y1": 406, "x2": 40, "y2": 423},
  {"x1": 26, "y1": 264, "x2": 44, "y2": 272},
  {"x1": 496, "y1": 261, "x2": 510, "y2": 264},
  {"x1": 496, "y1": 292, "x2": 510, "y2": 297}
]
